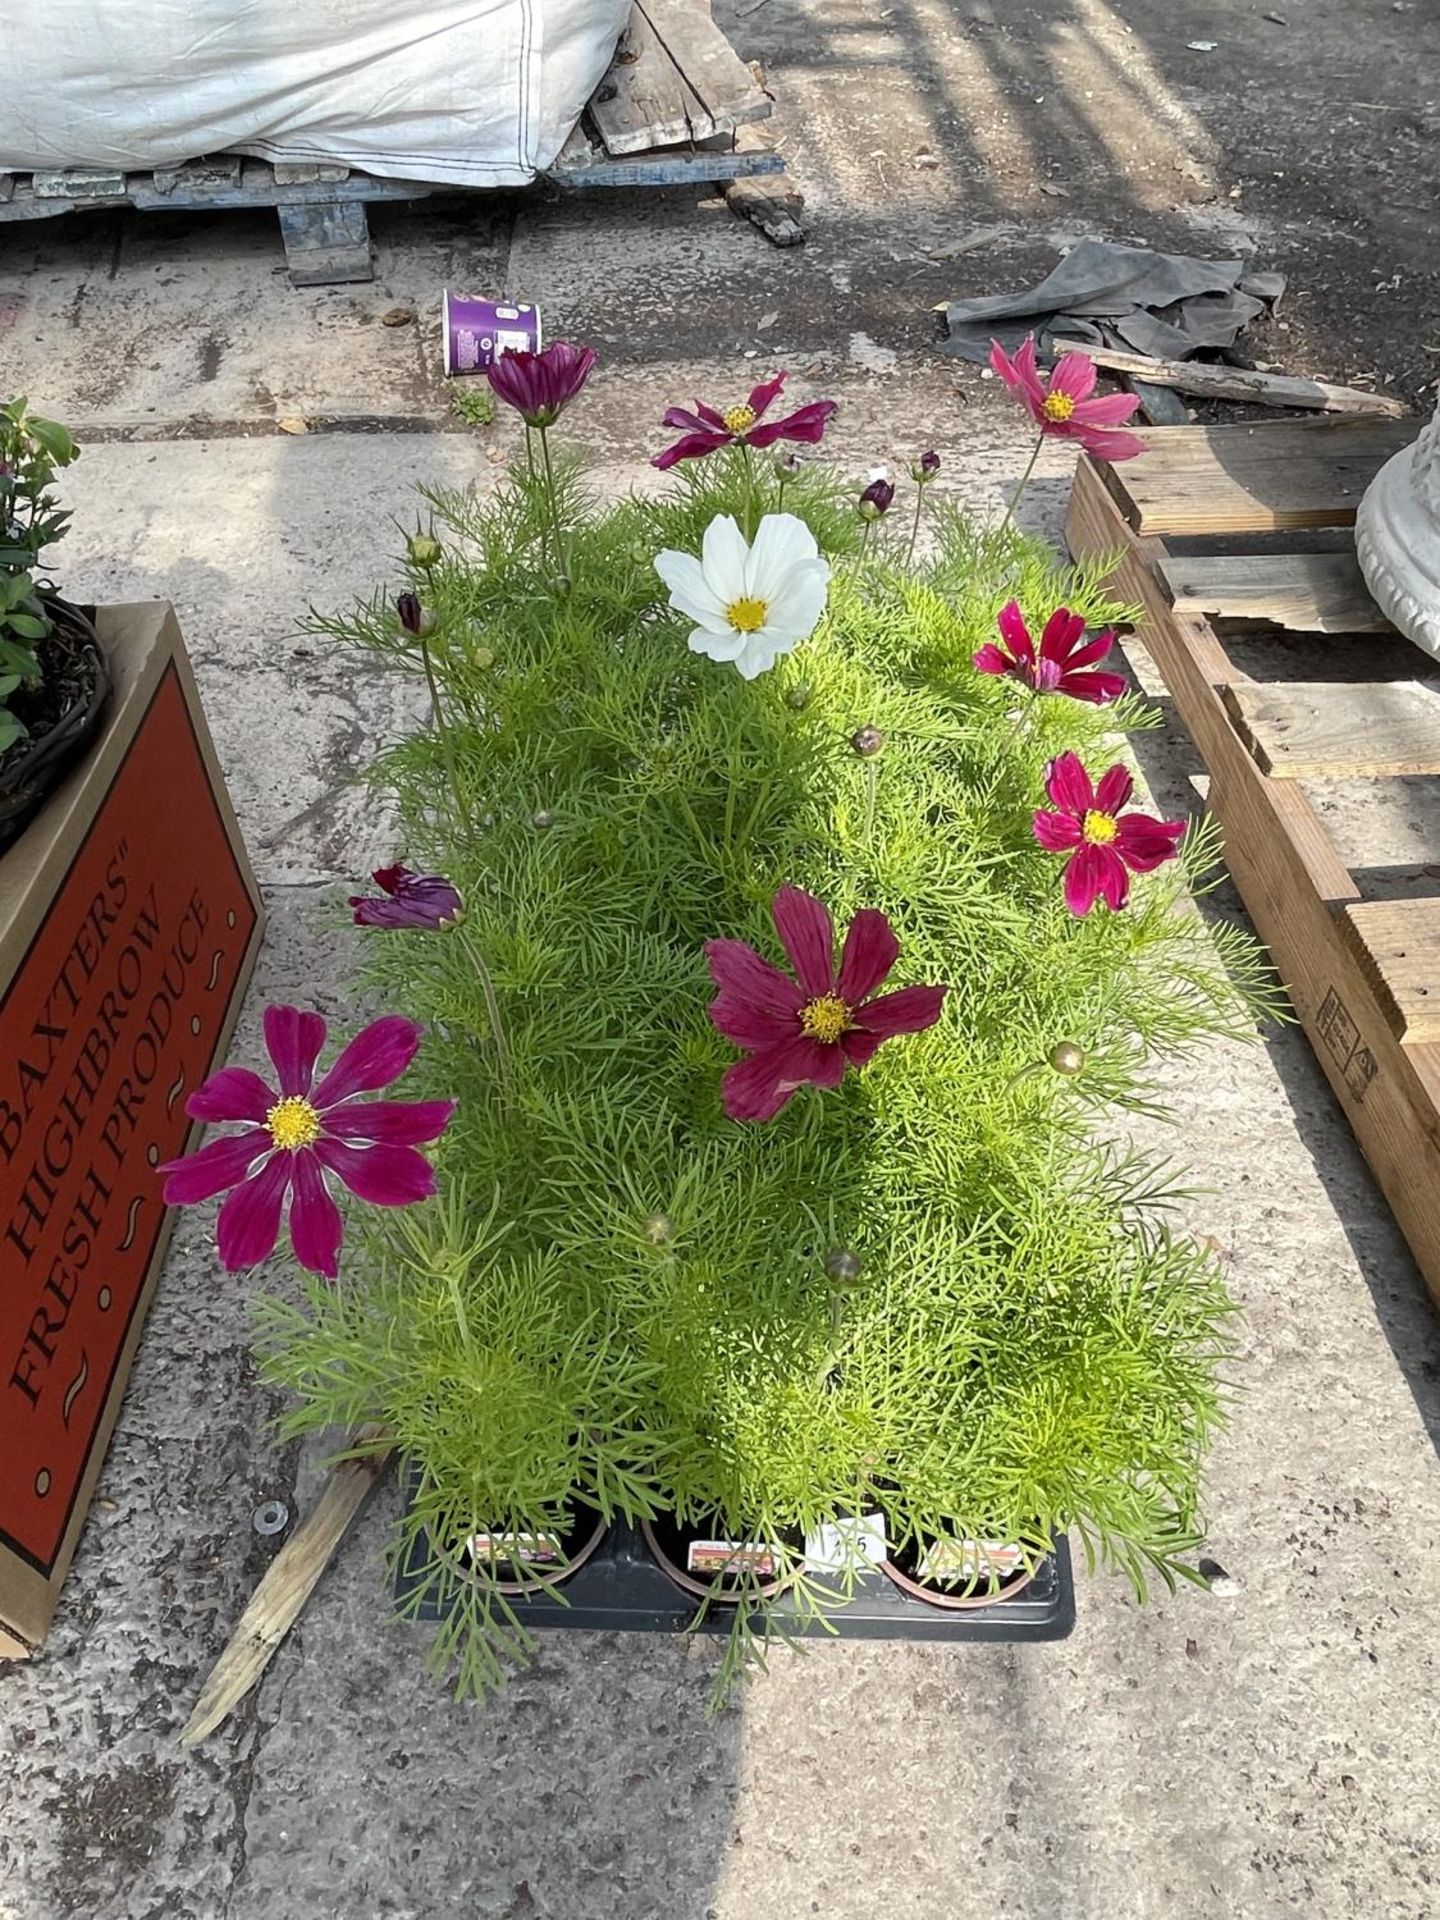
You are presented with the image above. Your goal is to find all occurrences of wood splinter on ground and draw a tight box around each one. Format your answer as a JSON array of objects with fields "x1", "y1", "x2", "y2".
[
  {"x1": 179, "y1": 1424, "x2": 392, "y2": 1748},
  {"x1": 1051, "y1": 340, "x2": 1408, "y2": 418},
  {"x1": 720, "y1": 127, "x2": 805, "y2": 246}
]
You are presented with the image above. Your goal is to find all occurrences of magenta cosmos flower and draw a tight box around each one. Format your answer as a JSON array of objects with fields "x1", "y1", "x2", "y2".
[
  {"x1": 706, "y1": 888, "x2": 947, "y2": 1122},
  {"x1": 351, "y1": 865, "x2": 463, "y2": 930},
  {"x1": 157, "y1": 1006, "x2": 455, "y2": 1279},
  {"x1": 486, "y1": 341, "x2": 597, "y2": 427},
  {"x1": 1032, "y1": 753, "x2": 1185, "y2": 916},
  {"x1": 974, "y1": 602, "x2": 1127, "y2": 705},
  {"x1": 652, "y1": 372, "x2": 838, "y2": 471},
  {"x1": 990, "y1": 336, "x2": 1146, "y2": 462}
]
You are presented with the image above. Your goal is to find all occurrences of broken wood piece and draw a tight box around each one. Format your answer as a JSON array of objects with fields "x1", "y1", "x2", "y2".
[
  {"x1": 32, "y1": 168, "x2": 127, "y2": 200},
  {"x1": 1221, "y1": 679, "x2": 1440, "y2": 779},
  {"x1": 1158, "y1": 550, "x2": 1391, "y2": 633},
  {"x1": 1051, "y1": 341, "x2": 1408, "y2": 419},
  {"x1": 179, "y1": 1425, "x2": 392, "y2": 1748},
  {"x1": 271, "y1": 162, "x2": 351, "y2": 186},
  {"x1": 721, "y1": 127, "x2": 804, "y2": 245}
]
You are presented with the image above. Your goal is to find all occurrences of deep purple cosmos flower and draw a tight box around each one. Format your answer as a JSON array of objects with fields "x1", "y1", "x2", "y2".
[
  {"x1": 486, "y1": 341, "x2": 597, "y2": 427},
  {"x1": 350, "y1": 865, "x2": 463, "y2": 931},
  {"x1": 706, "y1": 888, "x2": 947, "y2": 1121},
  {"x1": 973, "y1": 602, "x2": 1127, "y2": 705},
  {"x1": 990, "y1": 335, "x2": 1146, "y2": 462},
  {"x1": 158, "y1": 1006, "x2": 455, "y2": 1279},
  {"x1": 652, "y1": 372, "x2": 837, "y2": 471},
  {"x1": 1032, "y1": 753, "x2": 1185, "y2": 916}
]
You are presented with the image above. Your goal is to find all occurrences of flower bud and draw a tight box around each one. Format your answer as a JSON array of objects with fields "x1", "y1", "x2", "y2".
[
  {"x1": 786, "y1": 683, "x2": 812, "y2": 712},
  {"x1": 857, "y1": 478, "x2": 895, "y2": 521},
  {"x1": 407, "y1": 531, "x2": 443, "y2": 569},
  {"x1": 549, "y1": 573, "x2": 572, "y2": 598},
  {"x1": 396, "y1": 592, "x2": 434, "y2": 637},
  {"x1": 1048, "y1": 1040, "x2": 1087, "y2": 1075},
  {"x1": 850, "y1": 724, "x2": 885, "y2": 758},
  {"x1": 643, "y1": 1212, "x2": 675, "y2": 1247},
  {"x1": 773, "y1": 447, "x2": 803, "y2": 478},
  {"x1": 471, "y1": 645, "x2": 495, "y2": 670},
  {"x1": 532, "y1": 809, "x2": 555, "y2": 832},
  {"x1": 912, "y1": 450, "x2": 941, "y2": 483},
  {"x1": 824, "y1": 1247, "x2": 863, "y2": 1287}
]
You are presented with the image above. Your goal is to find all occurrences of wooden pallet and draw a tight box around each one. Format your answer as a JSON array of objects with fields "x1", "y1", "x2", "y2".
[
  {"x1": 0, "y1": 1, "x2": 779, "y2": 284},
  {"x1": 1064, "y1": 416, "x2": 1440, "y2": 1310}
]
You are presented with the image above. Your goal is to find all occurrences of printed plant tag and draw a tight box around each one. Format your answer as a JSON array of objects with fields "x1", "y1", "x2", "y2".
[
  {"x1": 686, "y1": 1538, "x2": 777, "y2": 1579},
  {"x1": 917, "y1": 1538, "x2": 1024, "y2": 1586},
  {"x1": 802, "y1": 1512, "x2": 888, "y2": 1572},
  {"x1": 466, "y1": 1530, "x2": 563, "y2": 1567}
]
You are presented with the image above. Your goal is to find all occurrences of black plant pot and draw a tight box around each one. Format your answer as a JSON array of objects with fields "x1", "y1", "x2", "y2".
[
  {"x1": 0, "y1": 599, "x2": 112, "y2": 854},
  {"x1": 881, "y1": 1531, "x2": 1037, "y2": 1611},
  {"x1": 434, "y1": 1499, "x2": 608, "y2": 1597},
  {"x1": 639, "y1": 1510, "x2": 803, "y2": 1604}
]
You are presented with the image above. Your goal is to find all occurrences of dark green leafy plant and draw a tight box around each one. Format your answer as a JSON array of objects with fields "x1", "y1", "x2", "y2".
[
  {"x1": 0, "y1": 398, "x2": 79, "y2": 757},
  {"x1": 256, "y1": 439, "x2": 1275, "y2": 1701}
]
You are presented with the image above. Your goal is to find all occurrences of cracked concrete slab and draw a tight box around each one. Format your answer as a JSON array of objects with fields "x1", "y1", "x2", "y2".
[{"x1": 3, "y1": 0, "x2": 1440, "y2": 1914}]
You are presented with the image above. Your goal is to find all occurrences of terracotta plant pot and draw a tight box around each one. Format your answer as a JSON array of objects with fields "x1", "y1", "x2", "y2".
[
  {"x1": 640, "y1": 1510, "x2": 800, "y2": 1604},
  {"x1": 881, "y1": 1530, "x2": 1037, "y2": 1611},
  {"x1": 448, "y1": 1501, "x2": 609, "y2": 1597},
  {"x1": 0, "y1": 599, "x2": 112, "y2": 854}
]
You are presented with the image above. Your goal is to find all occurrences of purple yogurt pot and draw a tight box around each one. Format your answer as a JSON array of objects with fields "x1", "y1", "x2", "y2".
[{"x1": 442, "y1": 293, "x2": 543, "y2": 376}]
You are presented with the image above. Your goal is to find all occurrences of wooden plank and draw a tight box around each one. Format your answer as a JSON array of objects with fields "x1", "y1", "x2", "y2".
[
  {"x1": 1066, "y1": 451, "x2": 1440, "y2": 1315},
  {"x1": 549, "y1": 145, "x2": 781, "y2": 187},
  {"x1": 1099, "y1": 419, "x2": 1419, "y2": 537},
  {"x1": 638, "y1": 0, "x2": 771, "y2": 128},
  {"x1": 1339, "y1": 901, "x2": 1440, "y2": 1044},
  {"x1": 1127, "y1": 377, "x2": 1189, "y2": 427},
  {"x1": 32, "y1": 167, "x2": 127, "y2": 200},
  {"x1": 1221, "y1": 679, "x2": 1440, "y2": 779},
  {"x1": 590, "y1": 0, "x2": 769, "y2": 155},
  {"x1": 180, "y1": 1428, "x2": 391, "y2": 1746},
  {"x1": 721, "y1": 126, "x2": 803, "y2": 244},
  {"x1": 1159, "y1": 551, "x2": 1392, "y2": 634},
  {"x1": 1052, "y1": 340, "x2": 1409, "y2": 419}
]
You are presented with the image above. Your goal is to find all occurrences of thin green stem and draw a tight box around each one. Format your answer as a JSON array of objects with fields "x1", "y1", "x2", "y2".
[
  {"x1": 864, "y1": 760, "x2": 878, "y2": 849},
  {"x1": 776, "y1": 473, "x2": 788, "y2": 520},
  {"x1": 739, "y1": 443, "x2": 758, "y2": 541},
  {"x1": 905, "y1": 485, "x2": 925, "y2": 568},
  {"x1": 995, "y1": 431, "x2": 1044, "y2": 544},
  {"x1": 445, "y1": 1261, "x2": 475, "y2": 1355},
  {"x1": 537, "y1": 426, "x2": 568, "y2": 580},
  {"x1": 456, "y1": 922, "x2": 511, "y2": 1086}
]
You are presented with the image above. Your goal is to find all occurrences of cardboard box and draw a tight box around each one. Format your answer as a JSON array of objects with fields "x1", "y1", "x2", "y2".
[{"x1": 0, "y1": 603, "x2": 264, "y2": 1656}]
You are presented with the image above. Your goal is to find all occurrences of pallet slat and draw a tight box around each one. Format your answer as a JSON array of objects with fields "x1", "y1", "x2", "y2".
[
  {"x1": 1339, "y1": 901, "x2": 1440, "y2": 1044},
  {"x1": 1159, "y1": 551, "x2": 1393, "y2": 634},
  {"x1": 1221, "y1": 679, "x2": 1440, "y2": 779},
  {"x1": 1100, "y1": 419, "x2": 1419, "y2": 537},
  {"x1": 590, "y1": 0, "x2": 768, "y2": 155}
]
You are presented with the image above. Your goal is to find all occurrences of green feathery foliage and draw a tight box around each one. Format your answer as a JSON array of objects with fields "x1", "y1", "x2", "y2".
[{"x1": 257, "y1": 440, "x2": 1276, "y2": 1702}]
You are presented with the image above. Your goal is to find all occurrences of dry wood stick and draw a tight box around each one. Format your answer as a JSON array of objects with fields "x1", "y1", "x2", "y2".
[
  {"x1": 1050, "y1": 342, "x2": 1408, "y2": 418},
  {"x1": 179, "y1": 1425, "x2": 392, "y2": 1747}
]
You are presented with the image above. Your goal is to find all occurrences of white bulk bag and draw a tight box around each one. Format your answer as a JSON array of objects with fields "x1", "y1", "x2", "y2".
[{"x1": 0, "y1": 0, "x2": 629, "y2": 187}]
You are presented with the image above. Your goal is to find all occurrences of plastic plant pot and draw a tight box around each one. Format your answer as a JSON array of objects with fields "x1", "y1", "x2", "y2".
[
  {"x1": 441, "y1": 1500, "x2": 608, "y2": 1598},
  {"x1": 640, "y1": 1511, "x2": 801, "y2": 1605},
  {"x1": 881, "y1": 1531, "x2": 1038, "y2": 1612}
]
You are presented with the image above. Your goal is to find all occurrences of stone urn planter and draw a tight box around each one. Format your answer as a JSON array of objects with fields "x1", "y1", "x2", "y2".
[
  {"x1": 1357, "y1": 400, "x2": 1440, "y2": 657},
  {"x1": 0, "y1": 602, "x2": 263, "y2": 1657}
]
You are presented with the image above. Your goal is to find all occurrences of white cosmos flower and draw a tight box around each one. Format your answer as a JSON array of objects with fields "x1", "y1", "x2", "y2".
[{"x1": 653, "y1": 512, "x2": 830, "y2": 681}]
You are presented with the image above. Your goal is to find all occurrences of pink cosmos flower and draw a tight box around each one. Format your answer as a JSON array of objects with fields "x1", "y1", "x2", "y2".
[
  {"x1": 974, "y1": 602, "x2": 1127, "y2": 705},
  {"x1": 652, "y1": 372, "x2": 838, "y2": 471},
  {"x1": 486, "y1": 341, "x2": 597, "y2": 427},
  {"x1": 1032, "y1": 753, "x2": 1185, "y2": 916},
  {"x1": 706, "y1": 888, "x2": 947, "y2": 1122},
  {"x1": 350, "y1": 865, "x2": 463, "y2": 930},
  {"x1": 157, "y1": 1006, "x2": 455, "y2": 1279},
  {"x1": 990, "y1": 336, "x2": 1146, "y2": 462}
]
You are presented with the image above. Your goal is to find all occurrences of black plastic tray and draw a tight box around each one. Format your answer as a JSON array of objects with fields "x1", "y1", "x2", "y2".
[{"x1": 396, "y1": 1516, "x2": 1076, "y2": 1643}]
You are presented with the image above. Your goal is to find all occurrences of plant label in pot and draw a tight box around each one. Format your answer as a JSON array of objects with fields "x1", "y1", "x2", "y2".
[{"x1": 0, "y1": 601, "x2": 263, "y2": 1658}]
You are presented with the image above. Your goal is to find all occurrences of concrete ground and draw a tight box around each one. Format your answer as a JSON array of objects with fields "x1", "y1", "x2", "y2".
[{"x1": 2, "y1": 1, "x2": 1440, "y2": 1915}]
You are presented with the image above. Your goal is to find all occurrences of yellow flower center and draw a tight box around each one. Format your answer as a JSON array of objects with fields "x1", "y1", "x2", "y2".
[
  {"x1": 726, "y1": 596, "x2": 769, "y2": 633},
  {"x1": 1082, "y1": 810, "x2": 1118, "y2": 845},
  {"x1": 267, "y1": 1095, "x2": 322, "y2": 1151},
  {"x1": 1042, "y1": 391, "x2": 1076, "y2": 423},
  {"x1": 723, "y1": 404, "x2": 758, "y2": 435},
  {"x1": 800, "y1": 994, "x2": 852, "y2": 1043}
]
